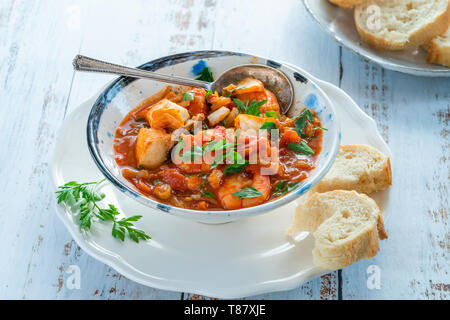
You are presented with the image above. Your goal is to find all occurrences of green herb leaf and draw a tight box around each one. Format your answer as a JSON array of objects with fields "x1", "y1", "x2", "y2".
[
  {"x1": 260, "y1": 122, "x2": 277, "y2": 131},
  {"x1": 56, "y1": 180, "x2": 151, "y2": 243},
  {"x1": 205, "y1": 90, "x2": 213, "y2": 99},
  {"x1": 273, "y1": 180, "x2": 301, "y2": 197},
  {"x1": 232, "y1": 98, "x2": 267, "y2": 116},
  {"x1": 183, "y1": 90, "x2": 195, "y2": 101},
  {"x1": 232, "y1": 187, "x2": 263, "y2": 199},
  {"x1": 247, "y1": 99, "x2": 267, "y2": 116},
  {"x1": 233, "y1": 98, "x2": 247, "y2": 113},
  {"x1": 294, "y1": 116, "x2": 307, "y2": 132},
  {"x1": 265, "y1": 110, "x2": 279, "y2": 119},
  {"x1": 201, "y1": 191, "x2": 215, "y2": 198},
  {"x1": 195, "y1": 67, "x2": 214, "y2": 82},
  {"x1": 180, "y1": 145, "x2": 204, "y2": 161},
  {"x1": 204, "y1": 139, "x2": 227, "y2": 152},
  {"x1": 113, "y1": 215, "x2": 151, "y2": 243},
  {"x1": 288, "y1": 182, "x2": 300, "y2": 191},
  {"x1": 224, "y1": 162, "x2": 249, "y2": 176},
  {"x1": 287, "y1": 141, "x2": 315, "y2": 155},
  {"x1": 173, "y1": 138, "x2": 185, "y2": 158},
  {"x1": 294, "y1": 109, "x2": 315, "y2": 135}
]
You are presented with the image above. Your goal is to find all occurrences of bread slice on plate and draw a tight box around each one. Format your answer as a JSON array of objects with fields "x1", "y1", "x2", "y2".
[
  {"x1": 426, "y1": 25, "x2": 450, "y2": 67},
  {"x1": 312, "y1": 144, "x2": 392, "y2": 194},
  {"x1": 328, "y1": 0, "x2": 367, "y2": 8},
  {"x1": 354, "y1": 0, "x2": 450, "y2": 50},
  {"x1": 288, "y1": 191, "x2": 388, "y2": 270}
]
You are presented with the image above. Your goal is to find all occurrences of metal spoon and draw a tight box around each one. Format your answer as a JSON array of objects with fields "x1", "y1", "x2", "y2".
[{"x1": 72, "y1": 55, "x2": 294, "y2": 114}]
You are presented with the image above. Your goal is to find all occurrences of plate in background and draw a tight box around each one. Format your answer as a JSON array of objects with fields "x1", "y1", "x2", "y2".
[{"x1": 303, "y1": 0, "x2": 450, "y2": 77}]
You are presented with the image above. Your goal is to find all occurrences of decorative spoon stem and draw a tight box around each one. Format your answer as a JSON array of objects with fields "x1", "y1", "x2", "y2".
[{"x1": 72, "y1": 55, "x2": 210, "y2": 89}]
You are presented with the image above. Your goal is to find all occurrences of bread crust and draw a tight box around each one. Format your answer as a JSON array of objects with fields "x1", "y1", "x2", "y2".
[
  {"x1": 354, "y1": 0, "x2": 450, "y2": 51},
  {"x1": 313, "y1": 220, "x2": 381, "y2": 269},
  {"x1": 312, "y1": 144, "x2": 392, "y2": 195},
  {"x1": 426, "y1": 27, "x2": 450, "y2": 67},
  {"x1": 328, "y1": 0, "x2": 367, "y2": 8},
  {"x1": 300, "y1": 191, "x2": 387, "y2": 270}
]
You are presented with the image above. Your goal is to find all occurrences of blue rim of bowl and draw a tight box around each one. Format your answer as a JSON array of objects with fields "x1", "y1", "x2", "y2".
[{"x1": 87, "y1": 50, "x2": 341, "y2": 218}]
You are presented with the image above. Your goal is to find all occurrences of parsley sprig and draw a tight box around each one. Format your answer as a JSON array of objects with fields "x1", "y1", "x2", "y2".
[
  {"x1": 294, "y1": 108, "x2": 327, "y2": 139},
  {"x1": 288, "y1": 141, "x2": 315, "y2": 155},
  {"x1": 233, "y1": 98, "x2": 267, "y2": 116},
  {"x1": 294, "y1": 109, "x2": 314, "y2": 137},
  {"x1": 232, "y1": 187, "x2": 263, "y2": 199},
  {"x1": 273, "y1": 181, "x2": 300, "y2": 197},
  {"x1": 56, "y1": 180, "x2": 151, "y2": 243}
]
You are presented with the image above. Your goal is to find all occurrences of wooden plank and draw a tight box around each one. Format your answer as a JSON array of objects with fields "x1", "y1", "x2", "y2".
[
  {"x1": 0, "y1": 0, "x2": 83, "y2": 299},
  {"x1": 339, "y1": 50, "x2": 450, "y2": 299},
  {"x1": 0, "y1": 0, "x2": 183, "y2": 300},
  {"x1": 2, "y1": 0, "x2": 448, "y2": 300}
]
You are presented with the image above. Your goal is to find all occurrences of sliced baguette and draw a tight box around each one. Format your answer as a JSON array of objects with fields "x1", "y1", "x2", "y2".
[
  {"x1": 426, "y1": 25, "x2": 450, "y2": 66},
  {"x1": 288, "y1": 191, "x2": 387, "y2": 270},
  {"x1": 354, "y1": 0, "x2": 450, "y2": 50},
  {"x1": 312, "y1": 144, "x2": 392, "y2": 194},
  {"x1": 328, "y1": 0, "x2": 367, "y2": 8}
]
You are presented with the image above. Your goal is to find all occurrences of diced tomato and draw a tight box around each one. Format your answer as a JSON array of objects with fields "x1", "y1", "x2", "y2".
[
  {"x1": 161, "y1": 169, "x2": 188, "y2": 192},
  {"x1": 280, "y1": 129, "x2": 301, "y2": 147},
  {"x1": 187, "y1": 88, "x2": 209, "y2": 116},
  {"x1": 187, "y1": 176, "x2": 203, "y2": 191}
]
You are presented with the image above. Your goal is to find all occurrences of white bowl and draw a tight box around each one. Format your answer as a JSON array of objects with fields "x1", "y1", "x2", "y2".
[{"x1": 87, "y1": 51, "x2": 341, "y2": 222}]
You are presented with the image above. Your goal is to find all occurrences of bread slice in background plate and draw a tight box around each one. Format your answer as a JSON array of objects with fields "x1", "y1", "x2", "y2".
[
  {"x1": 288, "y1": 191, "x2": 388, "y2": 270},
  {"x1": 354, "y1": 0, "x2": 450, "y2": 50},
  {"x1": 426, "y1": 25, "x2": 450, "y2": 66},
  {"x1": 311, "y1": 144, "x2": 392, "y2": 195},
  {"x1": 328, "y1": 0, "x2": 367, "y2": 8}
]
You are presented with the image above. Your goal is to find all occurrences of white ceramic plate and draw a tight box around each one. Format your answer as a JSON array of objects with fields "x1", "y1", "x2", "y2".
[
  {"x1": 303, "y1": 0, "x2": 450, "y2": 77},
  {"x1": 50, "y1": 68, "x2": 391, "y2": 299}
]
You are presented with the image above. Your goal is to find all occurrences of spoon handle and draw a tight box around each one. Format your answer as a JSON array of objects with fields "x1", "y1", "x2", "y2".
[{"x1": 72, "y1": 55, "x2": 210, "y2": 89}]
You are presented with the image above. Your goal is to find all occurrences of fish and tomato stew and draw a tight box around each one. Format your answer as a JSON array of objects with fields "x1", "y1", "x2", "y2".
[{"x1": 114, "y1": 74, "x2": 324, "y2": 211}]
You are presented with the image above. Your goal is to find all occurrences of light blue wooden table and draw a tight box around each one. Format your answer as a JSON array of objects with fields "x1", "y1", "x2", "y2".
[{"x1": 0, "y1": 0, "x2": 448, "y2": 300}]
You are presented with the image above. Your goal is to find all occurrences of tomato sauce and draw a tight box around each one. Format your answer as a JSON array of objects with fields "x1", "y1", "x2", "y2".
[{"x1": 113, "y1": 81, "x2": 323, "y2": 211}]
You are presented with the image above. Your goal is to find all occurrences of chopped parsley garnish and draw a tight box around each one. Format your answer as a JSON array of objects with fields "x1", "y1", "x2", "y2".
[
  {"x1": 201, "y1": 191, "x2": 215, "y2": 198},
  {"x1": 180, "y1": 145, "x2": 204, "y2": 161},
  {"x1": 224, "y1": 162, "x2": 249, "y2": 176},
  {"x1": 265, "y1": 110, "x2": 279, "y2": 119},
  {"x1": 195, "y1": 67, "x2": 214, "y2": 82},
  {"x1": 294, "y1": 109, "x2": 316, "y2": 138},
  {"x1": 287, "y1": 141, "x2": 315, "y2": 155},
  {"x1": 233, "y1": 98, "x2": 267, "y2": 116},
  {"x1": 260, "y1": 122, "x2": 277, "y2": 131},
  {"x1": 205, "y1": 90, "x2": 214, "y2": 99},
  {"x1": 183, "y1": 90, "x2": 195, "y2": 101},
  {"x1": 232, "y1": 187, "x2": 263, "y2": 199},
  {"x1": 273, "y1": 180, "x2": 301, "y2": 197}
]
